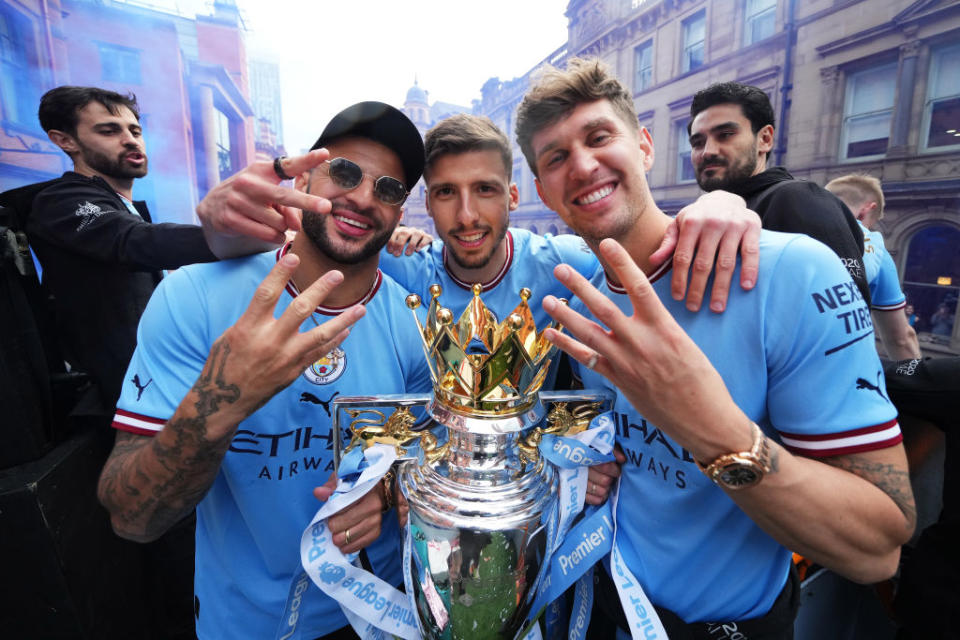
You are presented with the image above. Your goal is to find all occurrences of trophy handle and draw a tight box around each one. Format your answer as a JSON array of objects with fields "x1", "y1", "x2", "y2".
[
  {"x1": 517, "y1": 400, "x2": 605, "y2": 466},
  {"x1": 343, "y1": 406, "x2": 448, "y2": 462}
]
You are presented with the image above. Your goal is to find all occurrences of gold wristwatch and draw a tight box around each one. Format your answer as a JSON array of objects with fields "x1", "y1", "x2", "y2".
[{"x1": 697, "y1": 423, "x2": 771, "y2": 490}]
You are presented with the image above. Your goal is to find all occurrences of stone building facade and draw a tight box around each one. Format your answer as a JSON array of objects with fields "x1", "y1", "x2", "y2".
[{"x1": 476, "y1": 0, "x2": 960, "y2": 354}]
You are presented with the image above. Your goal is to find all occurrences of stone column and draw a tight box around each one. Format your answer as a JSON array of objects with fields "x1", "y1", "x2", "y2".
[
  {"x1": 814, "y1": 65, "x2": 841, "y2": 163},
  {"x1": 889, "y1": 40, "x2": 921, "y2": 156}
]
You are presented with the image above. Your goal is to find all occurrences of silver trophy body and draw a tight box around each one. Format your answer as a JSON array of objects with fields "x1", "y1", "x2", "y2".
[
  {"x1": 397, "y1": 399, "x2": 556, "y2": 640},
  {"x1": 332, "y1": 286, "x2": 610, "y2": 639}
]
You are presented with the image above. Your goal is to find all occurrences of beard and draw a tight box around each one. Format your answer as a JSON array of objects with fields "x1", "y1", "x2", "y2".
[
  {"x1": 300, "y1": 206, "x2": 394, "y2": 265},
  {"x1": 80, "y1": 144, "x2": 148, "y2": 180},
  {"x1": 695, "y1": 146, "x2": 759, "y2": 192},
  {"x1": 444, "y1": 222, "x2": 509, "y2": 271}
]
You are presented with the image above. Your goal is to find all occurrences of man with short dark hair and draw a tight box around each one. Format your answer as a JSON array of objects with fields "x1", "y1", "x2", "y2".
[
  {"x1": 516, "y1": 58, "x2": 913, "y2": 637},
  {"x1": 826, "y1": 174, "x2": 921, "y2": 360},
  {"x1": 688, "y1": 81, "x2": 871, "y2": 305},
  {"x1": 97, "y1": 102, "x2": 431, "y2": 639},
  {"x1": 2, "y1": 86, "x2": 218, "y2": 415}
]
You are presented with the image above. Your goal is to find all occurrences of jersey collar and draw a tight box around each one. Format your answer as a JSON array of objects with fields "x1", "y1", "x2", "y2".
[
  {"x1": 605, "y1": 252, "x2": 673, "y2": 294},
  {"x1": 277, "y1": 243, "x2": 383, "y2": 316},
  {"x1": 442, "y1": 230, "x2": 514, "y2": 291}
]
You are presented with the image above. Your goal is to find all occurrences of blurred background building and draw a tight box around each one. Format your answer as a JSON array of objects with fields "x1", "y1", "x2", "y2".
[
  {"x1": 0, "y1": 0, "x2": 284, "y2": 224},
  {"x1": 472, "y1": 0, "x2": 960, "y2": 354},
  {"x1": 2, "y1": 0, "x2": 956, "y2": 351}
]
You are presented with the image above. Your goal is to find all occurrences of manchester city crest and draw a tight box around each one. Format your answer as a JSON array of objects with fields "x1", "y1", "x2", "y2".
[{"x1": 303, "y1": 347, "x2": 346, "y2": 385}]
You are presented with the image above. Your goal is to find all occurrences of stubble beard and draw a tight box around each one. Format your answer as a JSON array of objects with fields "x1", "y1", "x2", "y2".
[
  {"x1": 445, "y1": 222, "x2": 509, "y2": 271},
  {"x1": 696, "y1": 143, "x2": 760, "y2": 193},
  {"x1": 301, "y1": 208, "x2": 393, "y2": 265},
  {"x1": 80, "y1": 144, "x2": 148, "y2": 180}
]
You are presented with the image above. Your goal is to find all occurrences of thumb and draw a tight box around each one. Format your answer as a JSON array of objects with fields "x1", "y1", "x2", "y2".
[
  {"x1": 312, "y1": 472, "x2": 338, "y2": 502},
  {"x1": 649, "y1": 217, "x2": 678, "y2": 266}
]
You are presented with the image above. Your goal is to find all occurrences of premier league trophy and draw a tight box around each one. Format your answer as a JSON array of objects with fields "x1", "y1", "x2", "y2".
[{"x1": 335, "y1": 284, "x2": 609, "y2": 640}]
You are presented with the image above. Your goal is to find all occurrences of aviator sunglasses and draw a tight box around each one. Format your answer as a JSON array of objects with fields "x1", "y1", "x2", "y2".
[{"x1": 316, "y1": 157, "x2": 409, "y2": 206}]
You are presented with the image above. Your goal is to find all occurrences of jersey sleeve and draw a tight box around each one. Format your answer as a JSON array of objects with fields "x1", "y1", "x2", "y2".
[
  {"x1": 870, "y1": 248, "x2": 907, "y2": 311},
  {"x1": 762, "y1": 235, "x2": 899, "y2": 457},
  {"x1": 113, "y1": 268, "x2": 212, "y2": 434},
  {"x1": 378, "y1": 242, "x2": 438, "y2": 295},
  {"x1": 29, "y1": 181, "x2": 215, "y2": 270},
  {"x1": 546, "y1": 233, "x2": 598, "y2": 277}
]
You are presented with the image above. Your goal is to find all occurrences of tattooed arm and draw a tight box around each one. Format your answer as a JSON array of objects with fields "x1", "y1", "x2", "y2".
[
  {"x1": 97, "y1": 254, "x2": 364, "y2": 542},
  {"x1": 725, "y1": 440, "x2": 915, "y2": 584}
]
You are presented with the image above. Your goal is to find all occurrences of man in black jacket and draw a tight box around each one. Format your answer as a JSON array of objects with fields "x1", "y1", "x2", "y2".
[
  {"x1": 688, "y1": 81, "x2": 870, "y2": 304},
  {"x1": 4, "y1": 86, "x2": 218, "y2": 418}
]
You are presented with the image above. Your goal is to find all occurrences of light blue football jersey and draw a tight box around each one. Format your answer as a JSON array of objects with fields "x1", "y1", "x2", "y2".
[
  {"x1": 574, "y1": 231, "x2": 899, "y2": 623},
  {"x1": 113, "y1": 247, "x2": 431, "y2": 639},
  {"x1": 861, "y1": 223, "x2": 907, "y2": 311},
  {"x1": 380, "y1": 228, "x2": 598, "y2": 329}
]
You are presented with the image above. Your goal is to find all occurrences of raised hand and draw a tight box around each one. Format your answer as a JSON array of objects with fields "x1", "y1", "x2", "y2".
[
  {"x1": 542, "y1": 239, "x2": 753, "y2": 461},
  {"x1": 209, "y1": 251, "x2": 364, "y2": 426},
  {"x1": 649, "y1": 190, "x2": 760, "y2": 313},
  {"x1": 197, "y1": 150, "x2": 333, "y2": 253},
  {"x1": 385, "y1": 225, "x2": 434, "y2": 256}
]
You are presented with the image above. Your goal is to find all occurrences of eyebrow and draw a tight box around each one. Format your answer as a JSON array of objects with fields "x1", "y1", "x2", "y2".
[{"x1": 535, "y1": 116, "x2": 617, "y2": 162}]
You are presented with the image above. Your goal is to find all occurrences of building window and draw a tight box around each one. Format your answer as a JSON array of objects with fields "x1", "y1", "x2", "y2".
[
  {"x1": 215, "y1": 109, "x2": 234, "y2": 180},
  {"x1": 634, "y1": 40, "x2": 653, "y2": 93},
  {"x1": 840, "y1": 63, "x2": 897, "y2": 160},
  {"x1": 676, "y1": 120, "x2": 696, "y2": 183},
  {"x1": 0, "y1": 8, "x2": 41, "y2": 127},
  {"x1": 681, "y1": 11, "x2": 706, "y2": 73},
  {"x1": 98, "y1": 43, "x2": 142, "y2": 85},
  {"x1": 744, "y1": 0, "x2": 776, "y2": 45},
  {"x1": 922, "y1": 43, "x2": 960, "y2": 151},
  {"x1": 902, "y1": 225, "x2": 960, "y2": 344}
]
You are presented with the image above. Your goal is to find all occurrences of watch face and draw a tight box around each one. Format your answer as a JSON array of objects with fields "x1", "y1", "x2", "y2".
[{"x1": 719, "y1": 464, "x2": 761, "y2": 488}]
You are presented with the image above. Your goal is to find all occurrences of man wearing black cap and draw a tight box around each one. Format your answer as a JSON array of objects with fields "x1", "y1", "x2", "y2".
[{"x1": 96, "y1": 102, "x2": 431, "y2": 639}]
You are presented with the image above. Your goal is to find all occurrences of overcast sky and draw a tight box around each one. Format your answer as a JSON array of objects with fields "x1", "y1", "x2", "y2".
[{"x1": 207, "y1": 0, "x2": 571, "y2": 152}]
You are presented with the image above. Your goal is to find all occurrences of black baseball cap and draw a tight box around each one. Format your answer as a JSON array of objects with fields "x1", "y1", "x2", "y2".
[{"x1": 310, "y1": 101, "x2": 424, "y2": 192}]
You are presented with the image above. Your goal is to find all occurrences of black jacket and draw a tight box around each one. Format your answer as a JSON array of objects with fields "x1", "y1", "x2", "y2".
[
  {"x1": 728, "y1": 167, "x2": 870, "y2": 305},
  {"x1": 11, "y1": 172, "x2": 216, "y2": 413}
]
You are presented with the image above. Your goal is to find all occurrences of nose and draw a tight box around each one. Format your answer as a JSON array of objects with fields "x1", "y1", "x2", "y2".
[
  {"x1": 702, "y1": 135, "x2": 720, "y2": 158},
  {"x1": 342, "y1": 174, "x2": 377, "y2": 210},
  {"x1": 567, "y1": 145, "x2": 598, "y2": 182},
  {"x1": 455, "y1": 189, "x2": 479, "y2": 226}
]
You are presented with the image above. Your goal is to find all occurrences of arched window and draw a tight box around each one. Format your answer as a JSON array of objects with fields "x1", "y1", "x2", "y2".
[
  {"x1": 529, "y1": 225, "x2": 539, "y2": 235},
  {"x1": 901, "y1": 225, "x2": 960, "y2": 345}
]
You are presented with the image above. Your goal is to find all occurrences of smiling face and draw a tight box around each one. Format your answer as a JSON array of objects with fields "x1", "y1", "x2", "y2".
[
  {"x1": 298, "y1": 136, "x2": 405, "y2": 265},
  {"x1": 689, "y1": 103, "x2": 773, "y2": 192},
  {"x1": 67, "y1": 101, "x2": 148, "y2": 180},
  {"x1": 425, "y1": 149, "x2": 517, "y2": 278},
  {"x1": 531, "y1": 99, "x2": 655, "y2": 245}
]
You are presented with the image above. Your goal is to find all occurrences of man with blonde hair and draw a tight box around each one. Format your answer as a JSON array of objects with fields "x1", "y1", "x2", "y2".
[
  {"x1": 516, "y1": 57, "x2": 913, "y2": 637},
  {"x1": 826, "y1": 174, "x2": 920, "y2": 360}
]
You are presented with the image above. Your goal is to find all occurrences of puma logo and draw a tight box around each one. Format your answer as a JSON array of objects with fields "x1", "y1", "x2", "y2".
[
  {"x1": 131, "y1": 374, "x2": 153, "y2": 401},
  {"x1": 299, "y1": 390, "x2": 340, "y2": 416},
  {"x1": 855, "y1": 371, "x2": 887, "y2": 402}
]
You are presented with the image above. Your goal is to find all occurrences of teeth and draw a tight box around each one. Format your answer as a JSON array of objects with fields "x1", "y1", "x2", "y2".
[
  {"x1": 578, "y1": 184, "x2": 614, "y2": 205},
  {"x1": 458, "y1": 232, "x2": 485, "y2": 243},
  {"x1": 334, "y1": 215, "x2": 370, "y2": 230}
]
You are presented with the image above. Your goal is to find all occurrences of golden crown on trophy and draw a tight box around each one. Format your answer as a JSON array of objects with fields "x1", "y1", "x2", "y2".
[{"x1": 405, "y1": 284, "x2": 564, "y2": 415}]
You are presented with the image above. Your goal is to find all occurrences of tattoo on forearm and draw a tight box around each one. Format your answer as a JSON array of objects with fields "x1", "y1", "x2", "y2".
[
  {"x1": 192, "y1": 338, "x2": 241, "y2": 417},
  {"x1": 99, "y1": 337, "x2": 249, "y2": 539},
  {"x1": 825, "y1": 456, "x2": 917, "y2": 531}
]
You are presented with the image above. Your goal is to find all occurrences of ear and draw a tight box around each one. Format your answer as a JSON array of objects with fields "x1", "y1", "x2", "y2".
[
  {"x1": 508, "y1": 182, "x2": 519, "y2": 211},
  {"x1": 398, "y1": 208, "x2": 405, "y2": 223},
  {"x1": 47, "y1": 129, "x2": 79, "y2": 155},
  {"x1": 534, "y1": 177, "x2": 552, "y2": 210},
  {"x1": 425, "y1": 190, "x2": 436, "y2": 219},
  {"x1": 757, "y1": 124, "x2": 775, "y2": 156},
  {"x1": 638, "y1": 126, "x2": 655, "y2": 172}
]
